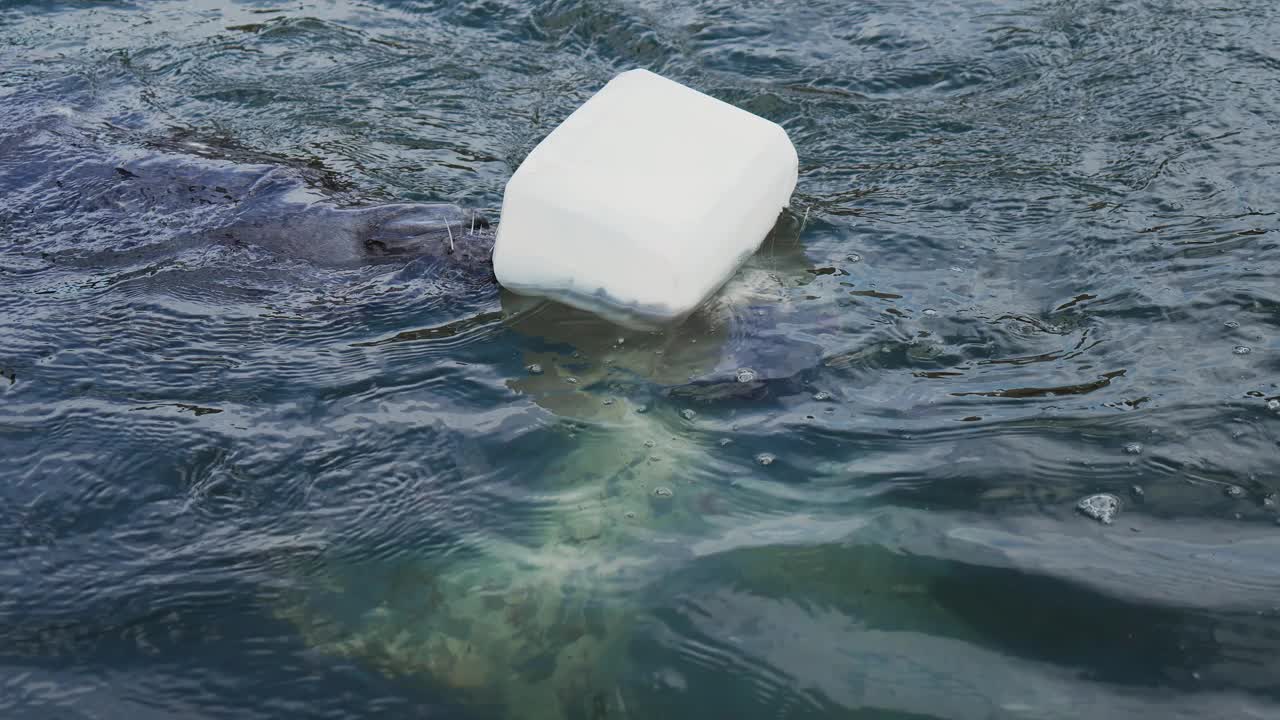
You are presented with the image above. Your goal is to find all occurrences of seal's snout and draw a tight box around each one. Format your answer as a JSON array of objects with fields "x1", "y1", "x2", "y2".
[
  {"x1": 359, "y1": 202, "x2": 489, "y2": 257},
  {"x1": 354, "y1": 202, "x2": 495, "y2": 276}
]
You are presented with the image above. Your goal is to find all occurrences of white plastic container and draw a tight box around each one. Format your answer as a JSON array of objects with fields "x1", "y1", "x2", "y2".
[{"x1": 492, "y1": 69, "x2": 798, "y2": 327}]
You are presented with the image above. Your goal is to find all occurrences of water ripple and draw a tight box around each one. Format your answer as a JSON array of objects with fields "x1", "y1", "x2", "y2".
[{"x1": 3, "y1": 0, "x2": 1280, "y2": 717}]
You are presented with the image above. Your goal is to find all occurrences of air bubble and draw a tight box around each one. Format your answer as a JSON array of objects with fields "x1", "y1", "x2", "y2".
[
  {"x1": 644, "y1": 439, "x2": 656, "y2": 448},
  {"x1": 847, "y1": 253, "x2": 863, "y2": 263},
  {"x1": 1124, "y1": 442, "x2": 1143, "y2": 455},
  {"x1": 923, "y1": 309, "x2": 937, "y2": 317},
  {"x1": 813, "y1": 391, "x2": 833, "y2": 401},
  {"x1": 718, "y1": 438, "x2": 732, "y2": 447},
  {"x1": 1233, "y1": 346, "x2": 1252, "y2": 355},
  {"x1": 653, "y1": 487, "x2": 673, "y2": 498},
  {"x1": 1267, "y1": 399, "x2": 1279, "y2": 412},
  {"x1": 735, "y1": 368, "x2": 758, "y2": 383},
  {"x1": 566, "y1": 377, "x2": 579, "y2": 384},
  {"x1": 755, "y1": 453, "x2": 776, "y2": 466},
  {"x1": 526, "y1": 363, "x2": 543, "y2": 375},
  {"x1": 680, "y1": 409, "x2": 697, "y2": 421},
  {"x1": 1225, "y1": 320, "x2": 1240, "y2": 329},
  {"x1": 1223, "y1": 485, "x2": 1246, "y2": 499}
]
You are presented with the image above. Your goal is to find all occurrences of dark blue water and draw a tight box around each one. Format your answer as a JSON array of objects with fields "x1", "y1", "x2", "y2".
[{"x1": 3, "y1": 1, "x2": 1280, "y2": 718}]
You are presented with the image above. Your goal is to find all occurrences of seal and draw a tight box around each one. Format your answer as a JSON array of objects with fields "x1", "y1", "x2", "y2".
[
  {"x1": 0, "y1": 86, "x2": 495, "y2": 271},
  {"x1": 2, "y1": 79, "x2": 830, "y2": 720}
]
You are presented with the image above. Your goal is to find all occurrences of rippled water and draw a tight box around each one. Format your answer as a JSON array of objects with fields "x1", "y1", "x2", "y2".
[{"x1": 3, "y1": 1, "x2": 1280, "y2": 718}]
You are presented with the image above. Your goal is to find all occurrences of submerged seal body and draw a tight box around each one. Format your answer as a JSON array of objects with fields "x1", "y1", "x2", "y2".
[
  {"x1": 0, "y1": 94, "x2": 495, "y2": 272},
  {"x1": 2, "y1": 81, "x2": 829, "y2": 720},
  {"x1": 100, "y1": 152, "x2": 496, "y2": 269}
]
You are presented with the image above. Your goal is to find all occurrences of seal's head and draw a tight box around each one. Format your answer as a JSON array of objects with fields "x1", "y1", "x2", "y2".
[{"x1": 355, "y1": 202, "x2": 495, "y2": 275}]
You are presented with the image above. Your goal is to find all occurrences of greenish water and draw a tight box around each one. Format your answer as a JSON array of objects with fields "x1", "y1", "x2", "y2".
[{"x1": 2, "y1": 1, "x2": 1279, "y2": 719}]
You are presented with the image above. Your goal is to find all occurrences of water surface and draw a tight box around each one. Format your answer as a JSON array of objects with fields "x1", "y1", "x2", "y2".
[{"x1": 2, "y1": 1, "x2": 1279, "y2": 718}]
